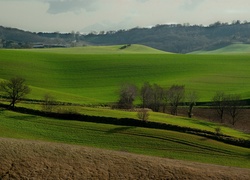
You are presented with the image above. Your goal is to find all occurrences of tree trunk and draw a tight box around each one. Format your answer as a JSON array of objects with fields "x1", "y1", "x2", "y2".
[{"x1": 188, "y1": 103, "x2": 194, "y2": 118}]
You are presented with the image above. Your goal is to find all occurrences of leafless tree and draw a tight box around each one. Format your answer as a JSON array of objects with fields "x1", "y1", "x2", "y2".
[
  {"x1": 150, "y1": 84, "x2": 164, "y2": 112},
  {"x1": 140, "y1": 82, "x2": 164, "y2": 112},
  {"x1": 186, "y1": 91, "x2": 199, "y2": 118},
  {"x1": 42, "y1": 93, "x2": 56, "y2": 112},
  {"x1": 162, "y1": 88, "x2": 169, "y2": 113},
  {"x1": 226, "y1": 94, "x2": 243, "y2": 125},
  {"x1": 140, "y1": 82, "x2": 153, "y2": 108},
  {"x1": 212, "y1": 91, "x2": 227, "y2": 122},
  {"x1": 117, "y1": 83, "x2": 137, "y2": 109},
  {"x1": 167, "y1": 85, "x2": 185, "y2": 115},
  {"x1": 137, "y1": 108, "x2": 150, "y2": 122},
  {"x1": 0, "y1": 76, "x2": 30, "y2": 108}
]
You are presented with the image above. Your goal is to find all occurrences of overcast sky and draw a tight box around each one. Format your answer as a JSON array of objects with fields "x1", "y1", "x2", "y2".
[{"x1": 1, "y1": 0, "x2": 250, "y2": 33}]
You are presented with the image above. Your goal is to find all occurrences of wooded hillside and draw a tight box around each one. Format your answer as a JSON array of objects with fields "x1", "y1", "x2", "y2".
[
  {"x1": 1, "y1": 21, "x2": 250, "y2": 53},
  {"x1": 81, "y1": 21, "x2": 250, "y2": 53}
]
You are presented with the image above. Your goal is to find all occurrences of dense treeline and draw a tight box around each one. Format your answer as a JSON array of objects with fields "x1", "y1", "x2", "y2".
[
  {"x1": 81, "y1": 20, "x2": 250, "y2": 53},
  {"x1": 81, "y1": 21, "x2": 250, "y2": 53},
  {"x1": 0, "y1": 26, "x2": 75, "y2": 48},
  {"x1": 1, "y1": 21, "x2": 250, "y2": 52}
]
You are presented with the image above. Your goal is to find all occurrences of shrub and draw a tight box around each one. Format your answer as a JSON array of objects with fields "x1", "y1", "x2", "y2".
[
  {"x1": 215, "y1": 127, "x2": 222, "y2": 135},
  {"x1": 137, "y1": 109, "x2": 150, "y2": 122}
]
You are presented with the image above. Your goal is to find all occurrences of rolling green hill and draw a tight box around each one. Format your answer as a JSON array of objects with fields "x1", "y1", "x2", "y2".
[
  {"x1": 3, "y1": 22, "x2": 250, "y2": 53},
  {"x1": 27, "y1": 44, "x2": 168, "y2": 54},
  {"x1": 0, "y1": 46, "x2": 250, "y2": 104},
  {"x1": 191, "y1": 43, "x2": 250, "y2": 54},
  {"x1": 1, "y1": 46, "x2": 250, "y2": 170},
  {"x1": 0, "y1": 109, "x2": 249, "y2": 168}
]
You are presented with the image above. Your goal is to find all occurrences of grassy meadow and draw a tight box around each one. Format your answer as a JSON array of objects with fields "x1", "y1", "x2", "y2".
[
  {"x1": 191, "y1": 43, "x2": 250, "y2": 54},
  {"x1": 0, "y1": 109, "x2": 249, "y2": 168},
  {"x1": 0, "y1": 45, "x2": 250, "y2": 169},
  {"x1": 0, "y1": 45, "x2": 250, "y2": 104},
  {"x1": 16, "y1": 103, "x2": 250, "y2": 140},
  {"x1": 27, "y1": 44, "x2": 168, "y2": 54}
]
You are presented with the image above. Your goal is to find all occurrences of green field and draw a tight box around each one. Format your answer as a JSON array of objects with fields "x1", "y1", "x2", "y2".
[
  {"x1": 16, "y1": 103, "x2": 250, "y2": 140},
  {"x1": 0, "y1": 45, "x2": 250, "y2": 104},
  {"x1": 0, "y1": 109, "x2": 249, "y2": 168},
  {"x1": 191, "y1": 43, "x2": 250, "y2": 54},
  {"x1": 0, "y1": 45, "x2": 250, "y2": 168},
  {"x1": 27, "y1": 44, "x2": 168, "y2": 54}
]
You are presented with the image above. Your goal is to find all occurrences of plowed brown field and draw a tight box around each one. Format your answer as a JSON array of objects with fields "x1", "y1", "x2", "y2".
[{"x1": 0, "y1": 138, "x2": 249, "y2": 180}]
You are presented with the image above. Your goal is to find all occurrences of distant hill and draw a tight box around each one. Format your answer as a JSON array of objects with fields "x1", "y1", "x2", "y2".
[
  {"x1": 1, "y1": 21, "x2": 250, "y2": 53},
  {"x1": 0, "y1": 26, "x2": 73, "y2": 48},
  {"x1": 0, "y1": 26, "x2": 53, "y2": 48},
  {"x1": 0, "y1": 26, "x2": 44, "y2": 43},
  {"x1": 191, "y1": 43, "x2": 250, "y2": 54},
  {"x1": 29, "y1": 44, "x2": 168, "y2": 54},
  {"x1": 81, "y1": 22, "x2": 250, "y2": 53}
]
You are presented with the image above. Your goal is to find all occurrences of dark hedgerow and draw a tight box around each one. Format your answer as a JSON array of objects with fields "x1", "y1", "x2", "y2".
[{"x1": 1, "y1": 103, "x2": 249, "y2": 148}]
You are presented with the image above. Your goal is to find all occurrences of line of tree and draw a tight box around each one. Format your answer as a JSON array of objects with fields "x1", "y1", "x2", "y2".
[
  {"x1": 0, "y1": 77, "x2": 245, "y2": 126},
  {"x1": 212, "y1": 91, "x2": 244, "y2": 125},
  {"x1": 117, "y1": 82, "x2": 187, "y2": 116},
  {"x1": 117, "y1": 82, "x2": 244, "y2": 126}
]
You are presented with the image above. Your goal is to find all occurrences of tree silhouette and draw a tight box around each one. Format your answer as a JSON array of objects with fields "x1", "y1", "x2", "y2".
[{"x1": 0, "y1": 76, "x2": 30, "y2": 108}]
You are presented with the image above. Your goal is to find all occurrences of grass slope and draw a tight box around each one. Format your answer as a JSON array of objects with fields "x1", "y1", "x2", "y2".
[
  {"x1": 191, "y1": 43, "x2": 250, "y2": 54},
  {"x1": 16, "y1": 103, "x2": 250, "y2": 140},
  {"x1": 0, "y1": 109, "x2": 249, "y2": 168},
  {"x1": 25, "y1": 44, "x2": 168, "y2": 54},
  {"x1": 1, "y1": 138, "x2": 250, "y2": 179},
  {"x1": 0, "y1": 47, "x2": 250, "y2": 103},
  {"x1": 1, "y1": 45, "x2": 250, "y2": 177}
]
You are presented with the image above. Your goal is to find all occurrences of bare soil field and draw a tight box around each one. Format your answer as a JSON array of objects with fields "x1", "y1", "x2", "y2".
[
  {"x1": 177, "y1": 107, "x2": 250, "y2": 133},
  {"x1": 0, "y1": 138, "x2": 249, "y2": 180}
]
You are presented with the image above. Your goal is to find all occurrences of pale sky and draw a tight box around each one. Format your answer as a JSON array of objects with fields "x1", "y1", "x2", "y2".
[{"x1": 0, "y1": 0, "x2": 250, "y2": 33}]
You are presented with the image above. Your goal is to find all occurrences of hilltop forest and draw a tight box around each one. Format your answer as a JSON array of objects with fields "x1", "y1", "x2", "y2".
[{"x1": 1, "y1": 20, "x2": 250, "y2": 53}]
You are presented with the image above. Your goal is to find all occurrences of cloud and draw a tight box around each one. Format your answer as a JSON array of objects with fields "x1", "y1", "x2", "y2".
[
  {"x1": 136, "y1": 0, "x2": 150, "y2": 2},
  {"x1": 1, "y1": 0, "x2": 250, "y2": 33},
  {"x1": 180, "y1": 0, "x2": 206, "y2": 11},
  {"x1": 44, "y1": 0, "x2": 98, "y2": 14}
]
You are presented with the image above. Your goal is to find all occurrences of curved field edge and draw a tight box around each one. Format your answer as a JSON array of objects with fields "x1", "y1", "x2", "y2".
[
  {"x1": 14, "y1": 102, "x2": 250, "y2": 140},
  {"x1": 0, "y1": 48, "x2": 250, "y2": 103},
  {"x1": 18, "y1": 44, "x2": 169, "y2": 54},
  {"x1": 1, "y1": 138, "x2": 250, "y2": 180},
  {"x1": 0, "y1": 109, "x2": 249, "y2": 168}
]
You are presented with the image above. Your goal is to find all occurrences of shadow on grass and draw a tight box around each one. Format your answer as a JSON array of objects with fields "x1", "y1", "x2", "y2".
[
  {"x1": 8, "y1": 115, "x2": 37, "y2": 121},
  {"x1": 0, "y1": 108, "x2": 5, "y2": 114},
  {"x1": 107, "y1": 126, "x2": 136, "y2": 134},
  {"x1": 183, "y1": 118, "x2": 216, "y2": 128},
  {"x1": 247, "y1": 153, "x2": 250, "y2": 160},
  {"x1": 199, "y1": 137, "x2": 208, "y2": 141}
]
